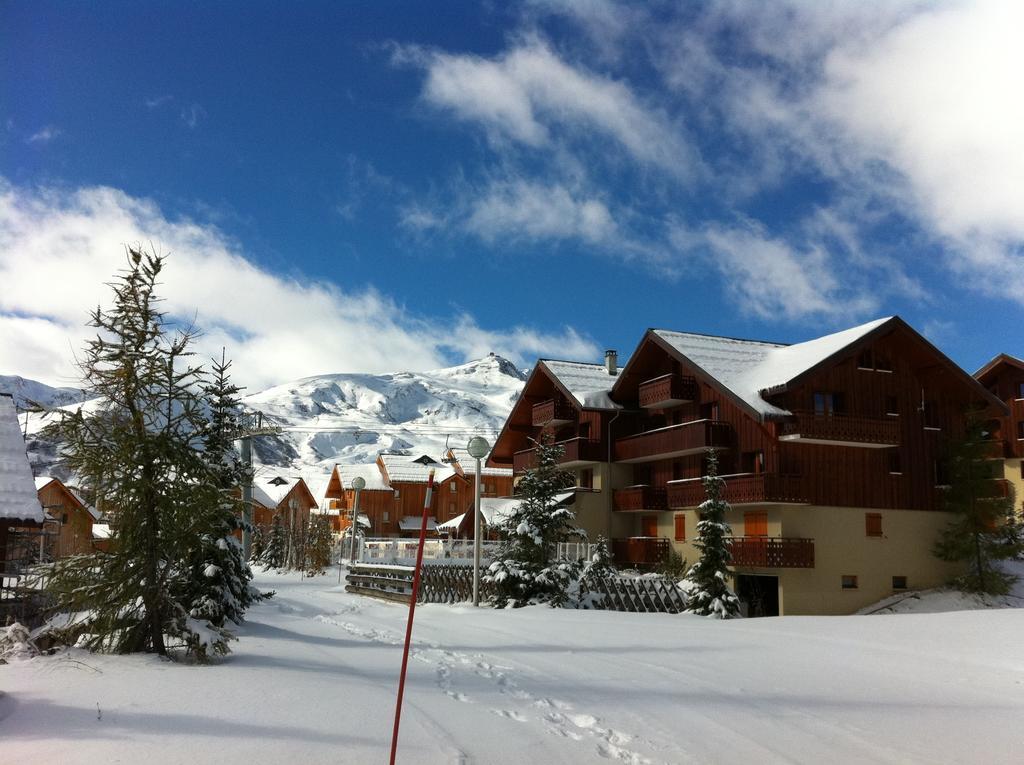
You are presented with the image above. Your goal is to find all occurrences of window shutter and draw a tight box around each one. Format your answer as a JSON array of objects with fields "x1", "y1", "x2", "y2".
[
  {"x1": 674, "y1": 514, "x2": 686, "y2": 541},
  {"x1": 866, "y1": 512, "x2": 883, "y2": 537},
  {"x1": 744, "y1": 511, "x2": 767, "y2": 537}
]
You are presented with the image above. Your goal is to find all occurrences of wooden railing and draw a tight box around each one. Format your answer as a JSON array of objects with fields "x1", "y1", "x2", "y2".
[
  {"x1": 532, "y1": 398, "x2": 576, "y2": 427},
  {"x1": 778, "y1": 411, "x2": 900, "y2": 446},
  {"x1": 614, "y1": 419, "x2": 731, "y2": 462},
  {"x1": 613, "y1": 486, "x2": 668, "y2": 512},
  {"x1": 513, "y1": 437, "x2": 604, "y2": 473},
  {"x1": 611, "y1": 537, "x2": 670, "y2": 568},
  {"x1": 726, "y1": 537, "x2": 815, "y2": 568},
  {"x1": 667, "y1": 473, "x2": 807, "y2": 508},
  {"x1": 638, "y1": 373, "x2": 698, "y2": 408}
]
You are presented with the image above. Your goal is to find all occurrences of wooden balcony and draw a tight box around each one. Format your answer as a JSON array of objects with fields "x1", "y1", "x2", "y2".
[
  {"x1": 638, "y1": 373, "x2": 698, "y2": 408},
  {"x1": 613, "y1": 486, "x2": 668, "y2": 512},
  {"x1": 667, "y1": 473, "x2": 807, "y2": 508},
  {"x1": 513, "y1": 437, "x2": 603, "y2": 473},
  {"x1": 778, "y1": 411, "x2": 900, "y2": 448},
  {"x1": 614, "y1": 419, "x2": 732, "y2": 463},
  {"x1": 532, "y1": 399, "x2": 575, "y2": 428},
  {"x1": 726, "y1": 537, "x2": 815, "y2": 568},
  {"x1": 611, "y1": 537, "x2": 670, "y2": 568}
]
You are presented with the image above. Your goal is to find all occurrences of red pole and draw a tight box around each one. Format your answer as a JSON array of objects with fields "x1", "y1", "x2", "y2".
[{"x1": 389, "y1": 468, "x2": 435, "y2": 765}]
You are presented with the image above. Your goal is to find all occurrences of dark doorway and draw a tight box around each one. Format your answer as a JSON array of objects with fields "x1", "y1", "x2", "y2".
[{"x1": 736, "y1": 574, "x2": 780, "y2": 617}]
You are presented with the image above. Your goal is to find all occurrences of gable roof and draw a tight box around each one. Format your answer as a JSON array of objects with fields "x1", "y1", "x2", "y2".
[
  {"x1": 378, "y1": 453, "x2": 456, "y2": 484},
  {"x1": 252, "y1": 474, "x2": 318, "y2": 509},
  {"x1": 540, "y1": 360, "x2": 622, "y2": 410},
  {"x1": 0, "y1": 393, "x2": 44, "y2": 523},
  {"x1": 335, "y1": 463, "x2": 391, "y2": 491},
  {"x1": 649, "y1": 318, "x2": 891, "y2": 418},
  {"x1": 34, "y1": 475, "x2": 101, "y2": 520},
  {"x1": 974, "y1": 353, "x2": 1024, "y2": 383},
  {"x1": 445, "y1": 447, "x2": 513, "y2": 478}
]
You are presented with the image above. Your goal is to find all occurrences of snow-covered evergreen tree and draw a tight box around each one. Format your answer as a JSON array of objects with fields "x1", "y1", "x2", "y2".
[
  {"x1": 934, "y1": 417, "x2": 1024, "y2": 595},
  {"x1": 681, "y1": 450, "x2": 741, "y2": 618},
  {"x1": 250, "y1": 523, "x2": 266, "y2": 563},
  {"x1": 484, "y1": 439, "x2": 583, "y2": 608},
  {"x1": 185, "y1": 351, "x2": 263, "y2": 631},
  {"x1": 40, "y1": 248, "x2": 240, "y2": 657},
  {"x1": 261, "y1": 515, "x2": 287, "y2": 569},
  {"x1": 305, "y1": 514, "x2": 333, "y2": 576}
]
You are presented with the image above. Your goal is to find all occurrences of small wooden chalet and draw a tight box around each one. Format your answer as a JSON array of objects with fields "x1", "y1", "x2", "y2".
[
  {"x1": 0, "y1": 393, "x2": 46, "y2": 570},
  {"x1": 35, "y1": 476, "x2": 100, "y2": 557},
  {"x1": 251, "y1": 474, "x2": 318, "y2": 531}
]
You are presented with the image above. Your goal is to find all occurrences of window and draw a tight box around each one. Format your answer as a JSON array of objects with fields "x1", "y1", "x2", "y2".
[
  {"x1": 393, "y1": 489, "x2": 401, "y2": 499},
  {"x1": 875, "y1": 354, "x2": 892, "y2": 373},
  {"x1": 382, "y1": 511, "x2": 390, "y2": 522},
  {"x1": 841, "y1": 575, "x2": 859, "y2": 590},
  {"x1": 449, "y1": 482, "x2": 457, "y2": 493},
  {"x1": 865, "y1": 512, "x2": 883, "y2": 537},
  {"x1": 1017, "y1": 381, "x2": 1024, "y2": 400},
  {"x1": 579, "y1": 469, "x2": 593, "y2": 489},
  {"x1": 744, "y1": 511, "x2": 768, "y2": 537},
  {"x1": 892, "y1": 576, "x2": 908, "y2": 590},
  {"x1": 674, "y1": 514, "x2": 686, "y2": 541},
  {"x1": 813, "y1": 391, "x2": 845, "y2": 415},
  {"x1": 885, "y1": 395, "x2": 899, "y2": 416},
  {"x1": 448, "y1": 502, "x2": 455, "y2": 515},
  {"x1": 888, "y1": 451, "x2": 902, "y2": 475},
  {"x1": 741, "y1": 451, "x2": 764, "y2": 474},
  {"x1": 1017, "y1": 421, "x2": 1024, "y2": 440},
  {"x1": 922, "y1": 401, "x2": 940, "y2": 429},
  {"x1": 61, "y1": 512, "x2": 69, "y2": 524},
  {"x1": 935, "y1": 459, "x2": 951, "y2": 487}
]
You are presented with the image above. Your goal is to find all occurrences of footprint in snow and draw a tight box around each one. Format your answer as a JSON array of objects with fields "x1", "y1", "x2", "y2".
[{"x1": 490, "y1": 709, "x2": 529, "y2": 722}]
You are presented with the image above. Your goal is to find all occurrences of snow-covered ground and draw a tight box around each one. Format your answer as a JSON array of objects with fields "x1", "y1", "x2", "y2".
[{"x1": 3, "y1": 568, "x2": 1024, "y2": 764}]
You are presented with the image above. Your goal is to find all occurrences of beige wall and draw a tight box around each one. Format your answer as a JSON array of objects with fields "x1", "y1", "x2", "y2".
[
  {"x1": 627, "y1": 504, "x2": 962, "y2": 615},
  {"x1": 1001, "y1": 458, "x2": 1023, "y2": 522}
]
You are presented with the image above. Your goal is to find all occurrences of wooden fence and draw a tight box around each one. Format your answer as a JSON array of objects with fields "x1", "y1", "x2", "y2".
[
  {"x1": 0, "y1": 572, "x2": 50, "y2": 629},
  {"x1": 345, "y1": 563, "x2": 688, "y2": 614}
]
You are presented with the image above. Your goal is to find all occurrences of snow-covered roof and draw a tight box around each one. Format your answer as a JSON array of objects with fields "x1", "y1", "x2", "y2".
[
  {"x1": 653, "y1": 317, "x2": 892, "y2": 418},
  {"x1": 541, "y1": 360, "x2": 621, "y2": 410},
  {"x1": 255, "y1": 475, "x2": 303, "y2": 506},
  {"x1": 436, "y1": 513, "x2": 464, "y2": 531},
  {"x1": 0, "y1": 394, "x2": 44, "y2": 523},
  {"x1": 446, "y1": 448, "x2": 513, "y2": 478},
  {"x1": 336, "y1": 463, "x2": 390, "y2": 491},
  {"x1": 92, "y1": 523, "x2": 112, "y2": 539},
  {"x1": 33, "y1": 475, "x2": 101, "y2": 520},
  {"x1": 379, "y1": 453, "x2": 456, "y2": 484},
  {"x1": 398, "y1": 515, "x2": 438, "y2": 531}
]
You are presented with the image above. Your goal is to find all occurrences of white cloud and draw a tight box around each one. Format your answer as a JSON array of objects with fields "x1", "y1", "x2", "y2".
[
  {"x1": 26, "y1": 126, "x2": 62, "y2": 144},
  {"x1": 0, "y1": 179, "x2": 599, "y2": 390},
  {"x1": 180, "y1": 103, "x2": 206, "y2": 129},
  {"x1": 405, "y1": 39, "x2": 700, "y2": 179}
]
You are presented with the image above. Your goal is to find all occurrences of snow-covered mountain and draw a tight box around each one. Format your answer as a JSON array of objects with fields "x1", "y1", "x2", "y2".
[
  {"x1": 243, "y1": 353, "x2": 525, "y2": 474},
  {"x1": 0, "y1": 375, "x2": 85, "y2": 410},
  {"x1": 16, "y1": 354, "x2": 526, "y2": 481}
]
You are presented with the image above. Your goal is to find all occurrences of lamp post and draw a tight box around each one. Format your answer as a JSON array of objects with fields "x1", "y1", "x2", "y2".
[
  {"x1": 466, "y1": 436, "x2": 490, "y2": 607},
  {"x1": 349, "y1": 476, "x2": 365, "y2": 567},
  {"x1": 288, "y1": 497, "x2": 298, "y2": 569}
]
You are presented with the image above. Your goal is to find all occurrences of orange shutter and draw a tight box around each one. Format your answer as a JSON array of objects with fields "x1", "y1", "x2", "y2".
[
  {"x1": 673, "y1": 514, "x2": 686, "y2": 541},
  {"x1": 641, "y1": 515, "x2": 658, "y2": 537},
  {"x1": 865, "y1": 513, "x2": 883, "y2": 537},
  {"x1": 744, "y1": 511, "x2": 768, "y2": 537}
]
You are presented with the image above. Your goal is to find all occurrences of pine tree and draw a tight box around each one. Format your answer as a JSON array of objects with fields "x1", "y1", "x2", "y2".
[
  {"x1": 250, "y1": 523, "x2": 266, "y2": 563},
  {"x1": 484, "y1": 439, "x2": 583, "y2": 608},
  {"x1": 934, "y1": 417, "x2": 1024, "y2": 595},
  {"x1": 681, "y1": 450, "x2": 741, "y2": 618},
  {"x1": 262, "y1": 515, "x2": 287, "y2": 569},
  {"x1": 305, "y1": 514, "x2": 333, "y2": 576},
  {"x1": 40, "y1": 247, "x2": 237, "y2": 656},
  {"x1": 185, "y1": 350, "x2": 262, "y2": 630}
]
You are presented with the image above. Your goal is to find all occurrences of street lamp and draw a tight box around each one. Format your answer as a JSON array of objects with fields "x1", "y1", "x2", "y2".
[
  {"x1": 466, "y1": 436, "x2": 490, "y2": 607},
  {"x1": 349, "y1": 475, "x2": 366, "y2": 567}
]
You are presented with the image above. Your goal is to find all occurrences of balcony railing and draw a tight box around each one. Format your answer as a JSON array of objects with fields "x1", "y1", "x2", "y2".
[
  {"x1": 726, "y1": 537, "x2": 815, "y2": 568},
  {"x1": 614, "y1": 419, "x2": 732, "y2": 463},
  {"x1": 532, "y1": 399, "x2": 576, "y2": 427},
  {"x1": 611, "y1": 537, "x2": 670, "y2": 568},
  {"x1": 513, "y1": 437, "x2": 603, "y2": 473},
  {"x1": 613, "y1": 485, "x2": 668, "y2": 512},
  {"x1": 667, "y1": 473, "x2": 807, "y2": 508},
  {"x1": 778, "y1": 411, "x2": 900, "y2": 447},
  {"x1": 638, "y1": 373, "x2": 699, "y2": 408}
]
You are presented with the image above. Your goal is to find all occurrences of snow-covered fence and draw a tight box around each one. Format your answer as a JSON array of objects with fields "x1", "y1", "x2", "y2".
[
  {"x1": 360, "y1": 538, "x2": 502, "y2": 565},
  {"x1": 345, "y1": 562, "x2": 490, "y2": 604},
  {"x1": 558, "y1": 542, "x2": 599, "y2": 562},
  {"x1": 582, "y1": 576, "x2": 687, "y2": 614},
  {"x1": 0, "y1": 571, "x2": 50, "y2": 628}
]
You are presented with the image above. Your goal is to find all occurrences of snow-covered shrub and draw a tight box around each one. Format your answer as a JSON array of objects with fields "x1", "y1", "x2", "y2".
[{"x1": 0, "y1": 622, "x2": 36, "y2": 662}]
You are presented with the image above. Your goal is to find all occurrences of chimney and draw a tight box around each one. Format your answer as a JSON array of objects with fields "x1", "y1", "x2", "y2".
[{"x1": 605, "y1": 349, "x2": 618, "y2": 376}]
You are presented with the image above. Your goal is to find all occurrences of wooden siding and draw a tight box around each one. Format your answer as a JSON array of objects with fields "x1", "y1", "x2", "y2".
[{"x1": 37, "y1": 481, "x2": 94, "y2": 557}]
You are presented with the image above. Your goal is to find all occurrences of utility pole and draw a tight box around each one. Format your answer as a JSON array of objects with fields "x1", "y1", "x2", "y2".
[{"x1": 234, "y1": 410, "x2": 281, "y2": 562}]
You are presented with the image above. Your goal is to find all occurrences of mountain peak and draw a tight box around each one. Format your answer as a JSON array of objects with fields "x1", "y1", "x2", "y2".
[{"x1": 432, "y1": 353, "x2": 527, "y2": 382}]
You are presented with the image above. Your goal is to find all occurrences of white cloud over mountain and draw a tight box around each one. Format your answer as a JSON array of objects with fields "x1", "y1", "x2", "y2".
[{"x1": 0, "y1": 179, "x2": 597, "y2": 390}]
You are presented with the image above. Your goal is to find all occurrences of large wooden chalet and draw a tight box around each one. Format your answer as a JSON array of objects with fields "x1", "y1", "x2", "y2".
[
  {"x1": 974, "y1": 353, "x2": 1024, "y2": 520},
  {"x1": 489, "y1": 317, "x2": 1006, "y2": 615}
]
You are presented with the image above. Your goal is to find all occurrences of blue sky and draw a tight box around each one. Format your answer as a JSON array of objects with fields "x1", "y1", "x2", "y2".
[{"x1": 2, "y1": 1, "x2": 1022, "y2": 389}]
